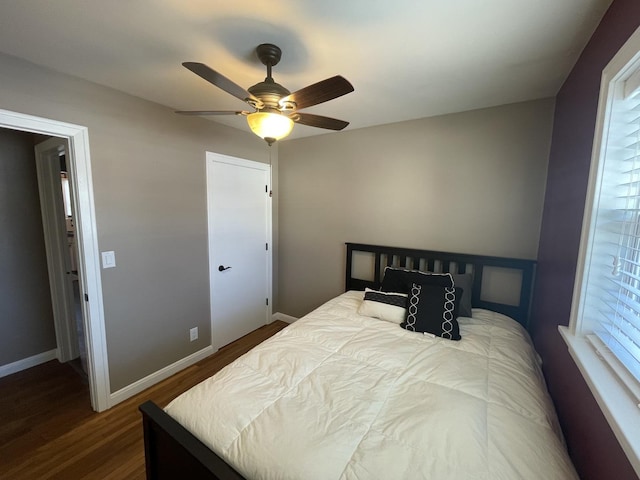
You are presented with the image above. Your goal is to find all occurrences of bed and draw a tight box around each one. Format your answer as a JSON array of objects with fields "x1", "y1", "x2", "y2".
[{"x1": 139, "y1": 243, "x2": 577, "y2": 479}]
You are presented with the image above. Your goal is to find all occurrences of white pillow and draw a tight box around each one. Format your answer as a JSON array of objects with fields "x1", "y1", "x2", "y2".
[{"x1": 357, "y1": 288, "x2": 408, "y2": 324}]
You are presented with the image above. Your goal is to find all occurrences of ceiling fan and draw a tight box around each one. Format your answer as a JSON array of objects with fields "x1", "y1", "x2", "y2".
[{"x1": 176, "y1": 43, "x2": 354, "y2": 145}]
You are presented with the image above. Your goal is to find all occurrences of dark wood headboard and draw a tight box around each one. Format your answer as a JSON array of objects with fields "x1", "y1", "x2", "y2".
[{"x1": 345, "y1": 243, "x2": 537, "y2": 331}]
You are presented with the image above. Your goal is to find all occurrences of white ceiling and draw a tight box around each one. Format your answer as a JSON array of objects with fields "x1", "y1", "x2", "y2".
[{"x1": 0, "y1": 0, "x2": 613, "y2": 140}]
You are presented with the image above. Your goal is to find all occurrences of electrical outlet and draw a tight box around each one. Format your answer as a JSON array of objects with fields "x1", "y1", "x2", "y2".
[{"x1": 189, "y1": 327, "x2": 198, "y2": 342}]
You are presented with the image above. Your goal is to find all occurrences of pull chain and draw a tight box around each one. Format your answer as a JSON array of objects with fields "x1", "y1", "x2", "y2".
[{"x1": 268, "y1": 144, "x2": 273, "y2": 197}]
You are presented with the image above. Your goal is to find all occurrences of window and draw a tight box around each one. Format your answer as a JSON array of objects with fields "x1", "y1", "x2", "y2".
[
  {"x1": 563, "y1": 26, "x2": 640, "y2": 475},
  {"x1": 60, "y1": 171, "x2": 73, "y2": 218}
]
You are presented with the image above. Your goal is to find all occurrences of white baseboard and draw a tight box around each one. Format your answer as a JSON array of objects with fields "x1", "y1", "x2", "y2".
[
  {"x1": 109, "y1": 345, "x2": 214, "y2": 407},
  {"x1": 0, "y1": 349, "x2": 58, "y2": 378},
  {"x1": 272, "y1": 312, "x2": 298, "y2": 324}
]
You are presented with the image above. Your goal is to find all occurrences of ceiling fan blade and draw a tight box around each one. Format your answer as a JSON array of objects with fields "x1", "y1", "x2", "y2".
[
  {"x1": 281, "y1": 76, "x2": 354, "y2": 110},
  {"x1": 182, "y1": 62, "x2": 261, "y2": 106},
  {"x1": 175, "y1": 110, "x2": 251, "y2": 116},
  {"x1": 290, "y1": 112, "x2": 349, "y2": 131}
]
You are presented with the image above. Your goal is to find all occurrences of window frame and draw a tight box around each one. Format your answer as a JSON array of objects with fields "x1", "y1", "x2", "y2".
[{"x1": 563, "y1": 25, "x2": 640, "y2": 476}]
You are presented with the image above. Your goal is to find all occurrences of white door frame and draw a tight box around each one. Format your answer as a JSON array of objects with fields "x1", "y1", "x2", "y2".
[
  {"x1": 206, "y1": 151, "x2": 273, "y2": 349},
  {"x1": 35, "y1": 137, "x2": 79, "y2": 362},
  {"x1": 0, "y1": 109, "x2": 110, "y2": 412}
]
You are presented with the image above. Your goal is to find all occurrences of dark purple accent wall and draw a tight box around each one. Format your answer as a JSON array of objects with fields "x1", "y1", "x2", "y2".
[{"x1": 532, "y1": 1, "x2": 640, "y2": 479}]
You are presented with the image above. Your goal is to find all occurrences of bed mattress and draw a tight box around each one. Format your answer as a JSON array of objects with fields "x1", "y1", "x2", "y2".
[{"x1": 165, "y1": 291, "x2": 578, "y2": 480}]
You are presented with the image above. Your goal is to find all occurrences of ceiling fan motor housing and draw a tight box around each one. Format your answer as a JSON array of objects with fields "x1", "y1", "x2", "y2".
[{"x1": 248, "y1": 80, "x2": 291, "y2": 112}]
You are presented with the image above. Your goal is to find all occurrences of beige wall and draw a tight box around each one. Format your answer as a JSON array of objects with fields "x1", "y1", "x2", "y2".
[
  {"x1": 278, "y1": 98, "x2": 555, "y2": 318},
  {"x1": 0, "y1": 129, "x2": 57, "y2": 366},
  {"x1": 0, "y1": 52, "x2": 276, "y2": 391}
]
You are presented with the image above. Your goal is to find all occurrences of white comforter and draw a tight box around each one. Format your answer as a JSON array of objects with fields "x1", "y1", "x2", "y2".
[{"x1": 165, "y1": 291, "x2": 578, "y2": 480}]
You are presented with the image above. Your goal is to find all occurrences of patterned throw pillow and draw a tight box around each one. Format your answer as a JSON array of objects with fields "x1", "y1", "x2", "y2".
[
  {"x1": 400, "y1": 279, "x2": 462, "y2": 340},
  {"x1": 357, "y1": 288, "x2": 408, "y2": 324},
  {"x1": 380, "y1": 267, "x2": 473, "y2": 317}
]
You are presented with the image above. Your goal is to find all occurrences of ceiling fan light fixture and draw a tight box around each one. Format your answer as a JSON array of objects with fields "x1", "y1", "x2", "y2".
[{"x1": 247, "y1": 111, "x2": 294, "y2": 145}]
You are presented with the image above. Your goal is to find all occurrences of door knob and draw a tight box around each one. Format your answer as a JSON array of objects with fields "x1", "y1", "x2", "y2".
[{"x1": 218, "y1": 265, "x2": 232, "y2": 272}]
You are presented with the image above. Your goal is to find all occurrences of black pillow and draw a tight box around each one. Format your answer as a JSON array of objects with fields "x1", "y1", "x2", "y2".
[
  {"x1": 400, "y1": 281, "x2": 462, "y2": 341},
  {"x1": 381, "y1": 267, "x2": 473, "y2": 317}
]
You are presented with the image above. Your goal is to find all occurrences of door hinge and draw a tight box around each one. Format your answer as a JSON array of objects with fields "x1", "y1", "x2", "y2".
[
  {"x1": 84, "y1": 293, "x2": 89, "y2": 302},
  {"x1": 266, "y1": 298, "x2": 269, "y2": 306}
]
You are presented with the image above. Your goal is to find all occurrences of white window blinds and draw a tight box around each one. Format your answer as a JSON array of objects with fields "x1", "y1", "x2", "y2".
[{"x1": 585, "y1": 73, "x2": 640, "y2": 389}]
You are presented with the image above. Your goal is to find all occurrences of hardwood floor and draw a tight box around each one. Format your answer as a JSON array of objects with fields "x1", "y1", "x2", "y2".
[{"x1": 0, "y1": 321, "x2": 288, "y2": 480}]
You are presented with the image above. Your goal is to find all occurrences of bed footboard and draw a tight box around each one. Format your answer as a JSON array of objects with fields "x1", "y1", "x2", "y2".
[{"x1": 139, "y1": 400, "x2": 245, "y2": 480}]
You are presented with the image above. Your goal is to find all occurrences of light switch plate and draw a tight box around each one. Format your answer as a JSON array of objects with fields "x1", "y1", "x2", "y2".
[{"x1": 101, "y1": 251, "x2": 116, "y2": 269}]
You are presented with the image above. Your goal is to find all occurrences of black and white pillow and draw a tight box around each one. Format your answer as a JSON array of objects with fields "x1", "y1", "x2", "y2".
[
  {"x1": 380, "y1": 267, "x2": 473, "y2": 318},
  {"x1": 357, "y1": 288, "x2": 408, "y2": 324},
  {"x1": 400, "y1": 279, "x2": 462, "y2": 341}
]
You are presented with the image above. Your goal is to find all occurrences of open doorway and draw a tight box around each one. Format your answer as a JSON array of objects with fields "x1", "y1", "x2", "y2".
[
  {"x1": 0, "y1": 130, "x2": 89, "y2": 393},
  {"x1": 35, "y1": 137, "x2": 87, "y2": 377},
  {"x1": 0, "y1": 108, "x2": 110, "y2": 412}
]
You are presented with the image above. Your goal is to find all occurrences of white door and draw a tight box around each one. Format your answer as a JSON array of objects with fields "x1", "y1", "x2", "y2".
[
  {"x1": 207, "y1": 152, "x2": 271, "y2": 350},
  {"x1": 35, "y1": 137, "x2": 79, "y2": 362}
]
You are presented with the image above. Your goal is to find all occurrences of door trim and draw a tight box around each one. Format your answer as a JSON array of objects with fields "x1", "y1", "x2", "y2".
[
  {"x1": 0, "y1": 109, "x2": 110, "y2": 412},
  {"x1": 205, "y1": 151, "x2": 273, "y2": 349}
]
